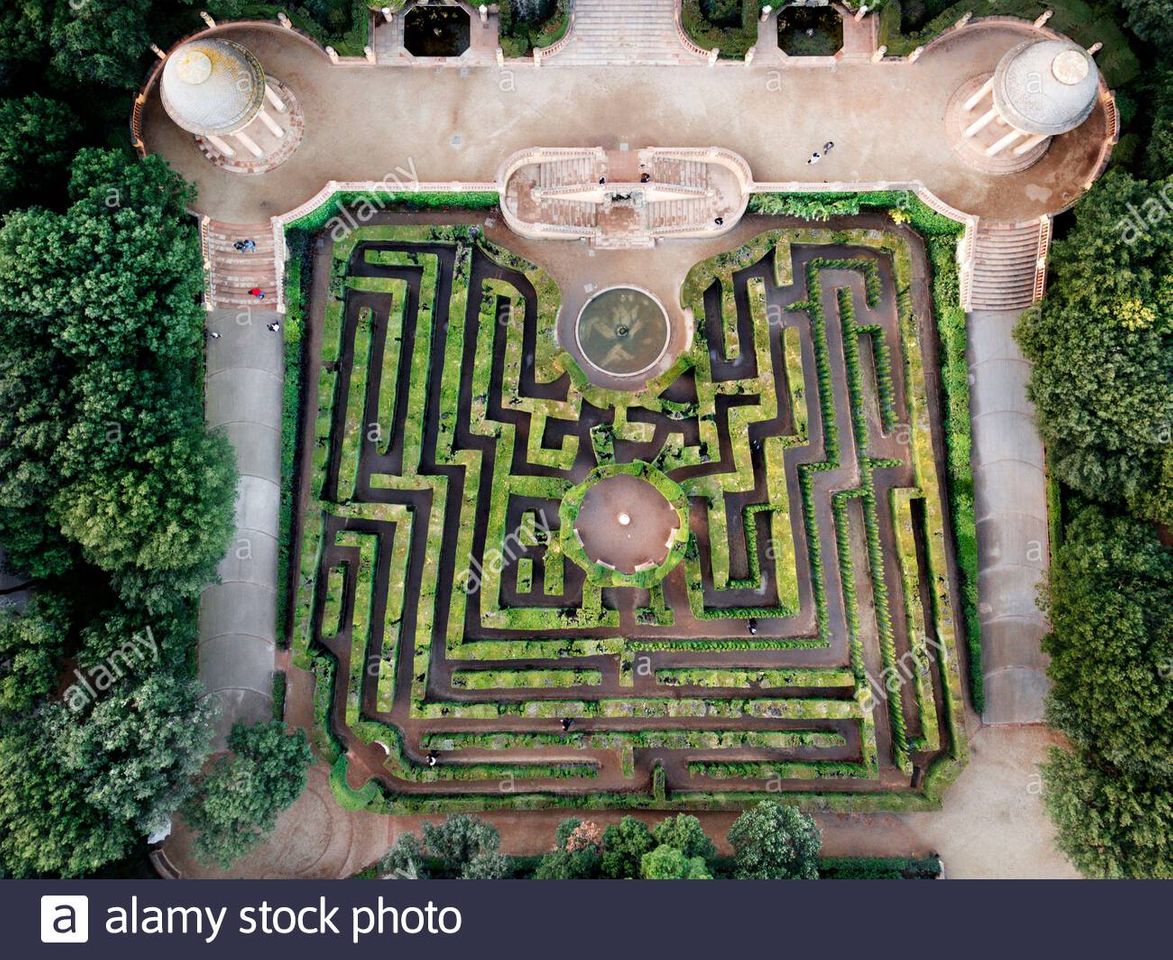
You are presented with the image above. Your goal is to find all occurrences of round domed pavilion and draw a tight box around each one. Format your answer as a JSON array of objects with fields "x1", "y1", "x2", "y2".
[
  {"x1": 992, "y1": 40, "x2": 1099, "y2": 136},
  {"x1": 948, "y1": 37, "x2": 1103, "y2": 174},
  {"x1": 161, "y1": 39, "x2": 267, "y2": 137},
  {"x1": 159, "y1": 37, "x2": 299, "y2": 168}
]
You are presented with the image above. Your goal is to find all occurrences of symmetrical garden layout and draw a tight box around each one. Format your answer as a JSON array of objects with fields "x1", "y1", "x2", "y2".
[{"x1": 291, "y1": 222, "x2": 969, "y2": 810}]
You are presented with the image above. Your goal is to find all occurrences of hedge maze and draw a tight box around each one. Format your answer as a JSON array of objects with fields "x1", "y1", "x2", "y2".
[{"x1": 291, "y1": 221, "x2": 969, "y2": 812}]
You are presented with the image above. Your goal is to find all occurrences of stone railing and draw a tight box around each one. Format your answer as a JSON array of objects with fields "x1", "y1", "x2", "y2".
[
  {"x1": 648, "y1": 146, "x2": 754, "y2": 195},
  {"x1": 198, "y1": 216, "x2": 215, "y2": 311},
  {"x1": 1033, "y1": 214, "x2": 1052, "y2": 302},
  {"x1": 534, "y1": 12, "x2": 575, "y2": 64},
  {"x1": 674, "y1": 3, "x2": 716, "y2": 61}
]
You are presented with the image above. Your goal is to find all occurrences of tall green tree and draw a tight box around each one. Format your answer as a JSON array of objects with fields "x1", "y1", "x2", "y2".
[
  {"x1": 1040, "y1": 505, "x2": 1171, "y2": 877},
  {"x1": 652, "y1": 813, "x2": 716, "y2": 862},
  {"x1": 640, "y1": 844, "x2": 711, "y2": 880},
  {"x1": 185, "y1": 722, "x2": 312, "y2": 869},
  {"x1": 0, "y1": 95, "x2": 79, "y2": 209},
  {"x1": 1016, "y1": 170, "x2": 1172, "y2": 524},
  {"x1": 600, "y1": 816, "x2": 655, "y2": 879},
  {"x1": 0, "y1": 593, "x2": 69, "y2": 713},
  {"x1": 728, "y1": 802, "x2": 821, "y2": 880}
]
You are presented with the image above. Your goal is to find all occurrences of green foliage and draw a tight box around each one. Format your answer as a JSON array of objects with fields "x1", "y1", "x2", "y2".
[
  {"x1": 0, "y1": 671, "x2": 213, "y2": 877},
  {"x1": 1039, "y1": 504, "x2": 1171, "y2": 877},
  {"x1": 0, "y1": 593, "x2": 69, "y2": 713},
  {"x1": 0, "y1": 715, "x2": 136, "y2": 877},
  {"x1": 498, "y1": 0, "x2": 568, "y2": 56},
  {"x1": 681, "y1": 0, "x2": 771, "y2": 58},
  {"x1": 378, "y1": 833, "x2": 429, "y2": 879},
  {"x1": 1041, "y1": 506, "x2": 1171, "y2": 777},
  {"x1": 1043, "y1": 745, "x2": 1170, "y2": 879},
  {"x1": 600, "y1": 816, "x2": 655, "y2": 879},
  {"x1": 818, "y1": 855, "x2": 942, "y2": 879},
  {"x1": 0, "y1": 95, "x2": 79, "y2": 210},
  {"x1": 1016, "y1": 171, "x2": 1172, "y2": 525},
  {"x1": 640, "y1": 844, "x2": 712, "y2": 879},
  {"x1": 652, "y1": 813, "x2": 717, "y2": 862},
  {"x1": 1117, "y1": 0, "x2": 1173, "y2": 45},
  {"x1": 727, "y1": 801, "x2": 821, "y2": 879},
  {"x1": 185, "y1": 722, "x2": 313, "y2": 869}
]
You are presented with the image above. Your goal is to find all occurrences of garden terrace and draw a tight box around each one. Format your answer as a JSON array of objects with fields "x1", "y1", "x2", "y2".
[{"x1": 288, "y1": 216, "x2": 971, "y2": 811}]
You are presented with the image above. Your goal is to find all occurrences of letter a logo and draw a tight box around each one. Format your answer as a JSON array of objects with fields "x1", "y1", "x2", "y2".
[{"x1": 41, "y1": 895, "x2": 89, "y2": 943}]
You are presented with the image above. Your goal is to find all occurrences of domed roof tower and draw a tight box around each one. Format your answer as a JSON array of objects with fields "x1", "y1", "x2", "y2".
[
  {"x1": 992, "y1": 40, "x2": 1100, "y2": 137},
  {"x1": 160, "y1": 39, "x2": 267, "y2": 137}
]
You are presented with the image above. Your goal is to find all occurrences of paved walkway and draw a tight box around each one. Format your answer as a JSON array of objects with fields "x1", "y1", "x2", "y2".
[
  {"x1": 140, "y1": 20, "x2": 1110, "y2": 224},
  {"x1": 200, "y1": 306, "x2": 283, "y2": 746},
  {"x1": 968, "y1": 309, "x2": 1052, "y2": 723},
  {"x1": 164, "y1": 724, "x2": 1076, "y2": 878}
]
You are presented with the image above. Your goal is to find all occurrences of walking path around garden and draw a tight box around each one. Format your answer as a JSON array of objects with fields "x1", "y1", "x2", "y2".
[
  {"x1": 200, "y1": 305, "x2": 283, "y2": 747},
  {"x1": 161, "y1": 724, "x2": 1076, "y2": 878},
  {"x1": 968, "y1": 309, "x2": 1053, "y2": 723}
]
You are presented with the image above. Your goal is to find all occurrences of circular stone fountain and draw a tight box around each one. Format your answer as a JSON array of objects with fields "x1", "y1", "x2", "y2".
[
  {"x1": 560, "y1": 462, "x2": 689, "y2": 587},
  {"x1": 574, "y1": 287, "x2": 671, "y2": 380}
]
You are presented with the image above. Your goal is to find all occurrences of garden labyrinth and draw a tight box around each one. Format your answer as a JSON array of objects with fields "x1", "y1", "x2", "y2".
[{"x1": 292, "y1": 221, "x2": 970, "y2": 811}]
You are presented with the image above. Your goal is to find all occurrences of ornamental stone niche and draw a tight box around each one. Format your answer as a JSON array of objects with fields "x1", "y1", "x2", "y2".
[
  {"x1": 160, "y1": 38, "x2": 305, "y2": 174},
  {"x1": 946, "y1": 39, "x2": 1100, "y2": 174}
]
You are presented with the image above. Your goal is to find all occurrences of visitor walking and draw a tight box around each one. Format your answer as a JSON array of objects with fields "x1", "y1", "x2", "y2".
[
  {"x1": 748, "y1": 618, "x2": 758, "y2": 636},
  {"x1": 561, "y1": 717, "x2": 573, "y2": 732},
  {"x1": 266, "y1": 321, "x2": 281, "y2": 332},
  {"x1": 426, "y1": 751, "x2": 438, "y2": 768},
  {"x1": 249, "y1": 287, "x2": 266, "y2": 300},
  {"x1": 207, "y1": 330, "x2": 221, "y2": 340},
  {"x1": 715, "y1": 217, "x2": 724, "y2": 226},
  {"x1": 807, "y1": 151, "x2": 821, "y2": 165},
  {"x1": 640, "y1": 172, "x2": 651, "y2": 183},
  {"x1": 233, "y1": 237, "x2": 256, "y2": 252},
  {"x1": 823, "y1": 141, "x2": 835, "y2": 153}
]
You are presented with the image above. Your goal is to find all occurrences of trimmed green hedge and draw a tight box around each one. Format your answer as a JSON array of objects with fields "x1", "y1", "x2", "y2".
[{"x1": 681, "y1": 0, "x2": 772, "y2": 58}]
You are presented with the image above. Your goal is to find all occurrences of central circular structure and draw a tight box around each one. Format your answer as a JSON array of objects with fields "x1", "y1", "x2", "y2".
[
  {"x1": 560, "y1": 462, "x2": 689, "y2": 587},
  {"x1": 575, "y1": 287, "x2": 670, "y2": 379}
]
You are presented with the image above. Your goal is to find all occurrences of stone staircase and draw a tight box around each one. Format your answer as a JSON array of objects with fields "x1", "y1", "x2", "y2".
[
  {"x1": 548, "y1": 0, "x2": 706, "y2": 65},
  {"x1": 540, "y1": 154, "x2": 600, "y2": 186},
  {"x1": 964, "y1": 218, "x2": 1051, "y2": 312},
  {"x1": 202, "y1": 219, "x2": 282, "y2": 312}
]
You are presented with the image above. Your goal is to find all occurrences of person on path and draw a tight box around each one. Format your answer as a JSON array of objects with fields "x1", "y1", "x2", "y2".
[
  {"x1": 807, "y1": 151, "x2": 821, "y2": 165},
  {"x1": 267, "y1": 321, "x2": 281, "y2": 332},
  {"x1": 715, "y1": 217, "x2": 724, "y2": 226},
  {"x1": 748, "y1": 618, "x2": 759, "y2": 636},
  {"x1": 823, "y1": 141, "x2": 835, "y2": 153},
  {"x1": 242, "y1": 238, "x2": 256, "y2": 252},
  {"x1": 249, "y1": 287, "x2": 265, "y2": 300},
  {"x1": 561, "y1": 718, "x2": 573, "y2": 732},
  {"x1": 207, "y1": 330, "x2": 222, "y2": 340}
]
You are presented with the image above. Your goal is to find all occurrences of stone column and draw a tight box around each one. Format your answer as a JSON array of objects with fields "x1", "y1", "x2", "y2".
[
  {"x1": 855, "y1": 5, "x2": 869, "y2": 21},
  {"x1": 708, "y1": 48, "x2": 719, "y2": 65},
  {"x1": 264, "y1": 82, "x2": 287, "y2": 113},
  {"x1": 234, "y1": 129, "x2": 265, "y2": 159},
  {"x1": 325, "y1": 45, "x2": 339, "y2": 63},
  {"x1": 964, "y1": 106, "x2": 999, "y2": 138},
  {"x1": 206, "y1": 133, "x2": 236, "y2": 158},
  {"x1": 200, "y1": 11, "x2": 216, "y2": 28},
  {"x1": 963, "y1": 76, "x2": 995, "y2": 111},
  {"x1": 1013, "y1": 132, "x2": 1048, "y2": 156},
  {"x1": 985, "y1": 127, "x2": 1025, "y2": 157},
  {"x1": 257, "y1": 108, "x2": 285, "y2": 139},
  {"x1": 871, "y1": 45, "x2": 887, "y2": 63},
  {"x1": 761, "y1": 5, "x2": 772, "y2": 21}
]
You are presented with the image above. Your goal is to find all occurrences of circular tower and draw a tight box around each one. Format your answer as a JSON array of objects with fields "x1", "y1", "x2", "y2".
[
  {"x1": 947, "y1": 39, "x2": 1100, "y2": 174},
  {"x1": 160, "y1": 38, "x2": 302, "y2": 172}
]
